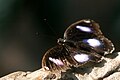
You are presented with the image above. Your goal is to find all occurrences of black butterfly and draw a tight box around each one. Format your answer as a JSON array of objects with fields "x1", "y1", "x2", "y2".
[{"x1": 42, "y1": 19, "x2": 114, "y2": 71}]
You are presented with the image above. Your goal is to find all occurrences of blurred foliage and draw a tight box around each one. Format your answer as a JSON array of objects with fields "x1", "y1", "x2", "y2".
[{"x1": 0, "y1": 0, "x2": 120, "y2": 77}]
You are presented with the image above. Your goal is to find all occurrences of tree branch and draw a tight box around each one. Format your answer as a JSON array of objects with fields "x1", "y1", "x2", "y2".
[{"x1": 1, "y1": 52, "x2": 120, "y2": 80}]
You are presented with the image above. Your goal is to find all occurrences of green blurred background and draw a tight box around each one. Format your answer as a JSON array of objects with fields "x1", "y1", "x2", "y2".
[{"x1": 0, "y1": 0, "x2": 120, "y2": 77}]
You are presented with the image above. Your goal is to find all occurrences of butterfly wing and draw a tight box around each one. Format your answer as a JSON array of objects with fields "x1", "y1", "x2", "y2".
[
  {"x1": 63, "y1": 19, "x2": 114, "y2": 55},
  {"x1": 42, "y1": 45, "x2": 101, "y2": 71},
  {"x1": 42, "y1": 45, "x2": 70, "y2": 71},
  {"x1": 42, "y1": 19, "x2": 115, "y2": 71}
]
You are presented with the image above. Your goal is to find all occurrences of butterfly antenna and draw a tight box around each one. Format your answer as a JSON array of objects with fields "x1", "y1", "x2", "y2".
[{"x1": 43, "y1": 18, "x2": 58, "y2": 38}]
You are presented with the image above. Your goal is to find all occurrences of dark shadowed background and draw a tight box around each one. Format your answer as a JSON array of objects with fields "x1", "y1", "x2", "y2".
[{"x1": 0, "y1": 0, "x2": 120, "y2": 77}]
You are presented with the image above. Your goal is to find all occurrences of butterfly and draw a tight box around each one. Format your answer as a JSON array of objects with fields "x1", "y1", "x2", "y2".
[{"x1": 42, "y1": 19, "x2": 115, "y2": 71}]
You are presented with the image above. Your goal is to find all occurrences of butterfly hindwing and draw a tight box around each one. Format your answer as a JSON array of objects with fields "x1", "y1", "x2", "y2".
[{"x1": 42, "y1": 45, "x2": 102, "y2": 71}]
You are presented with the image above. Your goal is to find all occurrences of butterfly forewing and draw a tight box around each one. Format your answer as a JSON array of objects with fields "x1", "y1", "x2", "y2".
[
  {"x1": 63, "y1": 19, "x2": 114, "y2": 55},
  {"x1": 64, "y1": 19, "x2": 102, "y2": 41}
]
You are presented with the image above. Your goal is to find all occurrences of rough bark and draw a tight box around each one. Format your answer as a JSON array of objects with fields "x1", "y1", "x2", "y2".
[{"x1": 0, "y1": 52, "x2": 120, "y2": 80}]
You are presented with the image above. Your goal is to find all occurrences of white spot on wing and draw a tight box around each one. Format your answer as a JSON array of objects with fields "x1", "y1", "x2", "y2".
[
  {"x1": 76, "y1": 25, "x2": 92, "y2": 32},
  {"x1": 83, "y1": 39, "x2": 101, "y2": 47},
  {"x1": 49, "y1": 57, "x2": 64, "y2": 66},
  {"x1": 84, "y1": 20, "x2": 91, "y2": 23},
  {"x1": 73, "y1": 54, "x2": 89, "y2": 63}
]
